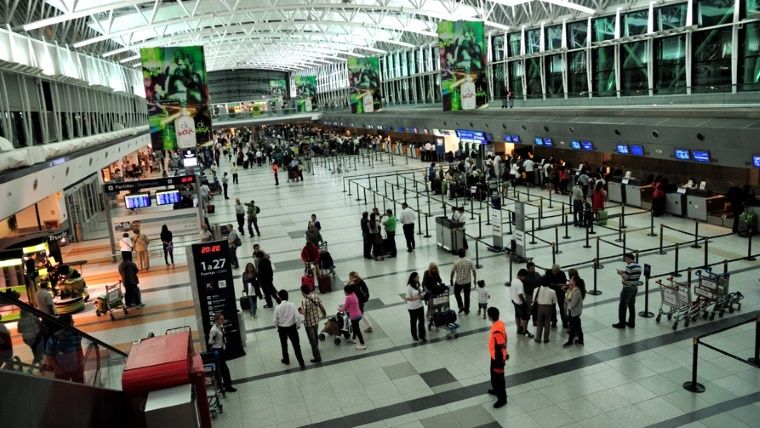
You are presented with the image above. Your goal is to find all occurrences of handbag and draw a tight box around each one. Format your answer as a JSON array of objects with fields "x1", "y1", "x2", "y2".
[
  {"x1": 233, "y1": 236, "x2": 242, "y2": 247},
  {"x1": 530, "y1": 287, "x2": 541, "y2": 323}
]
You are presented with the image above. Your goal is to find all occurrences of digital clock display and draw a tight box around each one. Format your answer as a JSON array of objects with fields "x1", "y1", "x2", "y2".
[{"x1": 200, "y1": 245, "x2": 222, "y2": 254}]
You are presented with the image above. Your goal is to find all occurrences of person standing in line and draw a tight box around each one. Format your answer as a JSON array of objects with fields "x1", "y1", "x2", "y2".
[
  {"x1": 405, "y1": 272, "x2": 427, "y2": 342},
  {"x1": 241, "y1": 263, "x2": 261, "y2": 318},
  {"x1": 118, "y1": 256, "x2": 144, "y2": 308},
  {"x1": 532, "y1": 277, "x2": 557, "y2": 343},
  {"x1": 510, "y1": 270, "x2": 534, "y2": 338},
  {"x1": 523, "y1": 262, "x2": 541, "y2": 309},
  {"x1": 545, "y1": 265, "x2": 568, "y2": 329},
  {"x1": 368, "y1": 213, "x2": 383, "y2": 261},
  {"x1": 450, "y1": 249, "x2": 476, "y2": 315},
  {"x1": 226, "y1": 224, "x2": 241, "y2": 270},
  {"x1": 563, "y1": 275, "x2": 585, "y2": 347},
  {"x1": 208, "y1": 313, "x2": 237, "y2": 392},
  {"x1": 160, "y1": 225, "x2": 174, "y2": 266},
  {"x1": 245, "y1": 200, "x2": 261, "y2": 237},
  {"x1": 231, "y1": 164, "x2": 239, "y2": 184},
  {"x1": 133, "y1": 228, "x2": 151, "y2": 271},
  {"x1": 592, "y1": 180, "x2": 607, "y2": 220},
  {"x1": 399, "y1": 202, "x2": 416, "y2": 252},
  {"x1": 272, "y1": 162, "x2": 279, "y2": 186},
  {"x1": 199, "y1": 224, "x2": 213, "y2": 242},
  {"x1": 476, "y1": 281, "x2": 490, "y2": 320},
  {"x1": 234, "y1": 198, "x2": 246, "y2": 236},
  {"x1": 360, "y1": 212, "x2": 372, "y2": 259},
  {"x1": 486, "y1": 307, "x2": 508, "y2": 408},
  {"x1": 222, "y1": 172, "x2": 230, "y2": 199},
  {"x1": 119, "y1": 233, "x2": 133, "y2": 261},
  {"x1": 340, "y1": 284, "x2": 367, "y2": 350},
  {"x1": 523, "y1": 156, "x2": 535, "y2": 187},
  {"x1": 382, "y1": 209, "x2": 398, "y2": 258},
  {"x1": 273, "y1": 290, "x2": 305, "y2": 368},
  {"x1": 572, "y1": 181, "x2": 585, "y2": 227},
  {"x1": 255, "y1": 250, "x2": 280, "y2": 307},
  {"x1": 613, "y1": 253, "x2": 642, "y2": 329},
  {"x1": 299, "y1": 285, "x2": 326, "y2": 363}
]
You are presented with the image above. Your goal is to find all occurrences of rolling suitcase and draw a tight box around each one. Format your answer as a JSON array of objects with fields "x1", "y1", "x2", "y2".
[
  {"x1": 318, "y1": 274, "x2": 332, "y2": 293},
  {"x1": 433, "y1": 310, "x2": 457, "y2": 327},
  {"x1": 301, "y1": 274, "x2": 315, "y2": 292}
]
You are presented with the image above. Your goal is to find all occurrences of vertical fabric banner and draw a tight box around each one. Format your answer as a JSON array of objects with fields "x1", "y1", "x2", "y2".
[
  {"x1": 438, "y1": 21, "x2": 488, "y2": 111},
  {"x1": 140, "y1": 46, "x2": 212, "y2": 150},
  {"x1": 347, "y1": 56, "x2": 382, "y2": 113},
  {"x1": 294, "y1": 75, "x2": 317, "y2": 112},
  {"x1": 270, "y1": 79, "x2": 287, "y2": 109}
]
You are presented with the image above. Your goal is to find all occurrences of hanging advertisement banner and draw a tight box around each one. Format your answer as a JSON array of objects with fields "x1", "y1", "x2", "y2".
[
  {"x1": 437, "y1": 21, "x2": 488, "y2": 111},
  {"x1": 294, "y1": 75, "x2": 317, "y2": 112},
  {"x1": 140, "y1": 46, "x2": 212, "y2": 150},
  {"x1": 347, "y1": 56, "x2": 382, "y2": 114},
  {"x1": 514, "y1": 201, "x2": 526, "y2": 259},
  {"x1": 270, "y1": 79, "x2": 287, "y2": 109}
]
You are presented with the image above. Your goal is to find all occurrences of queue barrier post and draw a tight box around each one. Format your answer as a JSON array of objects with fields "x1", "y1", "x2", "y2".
[
  {"x1": 692, "y1": 220, "x2": 701, "y2": 249},
  {"x1": 583, "y1": 224, "x2": 591, "y2": 249},
  {"x1": 723, "y1": 259, "x2": 729, "y2": 275},
  {"x1": 554, "y1": 227, "x2": 562, "y2": 254},
  {"x1": 416, "y1": 192, "x2": 423, "y2": 236},
  {"x1": 594, "y1": 238, "x2": 603, "y2": 268},
  {"x1": 748, "y1": 316, "x2": 760, "y2": 367},
  {"x1": 563, "y1": 209, "x2": 571, "y2": 240},
  {"x1": 486, "y1": 203, "x2": 491, "y2": 226},
  {"x1": 588, "y1": 260, "x2": 602, "y2": 295},
  {"x1": 673, "y1": 243, "x2": 681, "y2": 277},
  {"x1": 355, "y1": 182, "x2": 361, "y2": 201},
  {"x1": 342, "y1": 177, "x2": 347, "y2": 193},
  {"x1": 548, "y1": 189, "x2": 554, "y2": 208},
  {"x1": 622, "y1": 232, "x2": 627, "y2": 259},
  {"x1": 348, "y1": 179, "x2": 353, "y2": 197},
  {"x1": 659, "y1": 224, "x2": 665, "y2": 255},
  {"x1": 475, "y1": 239, "x2": 483, "y2": 269},
  {"x1": 647, "y1": 209, "x2": 657, "y2": 237},
  {"x1": 552, "y1": 243, "x2": 556, "y2": 265},
  {"x1": 372, "y1": 189, "x2": 377, "y2": 209},
  {"x1": 470, "y1": 197, "x2": 475, "y2": 220},
  {"x1": 683, "y1": 338, "x2": 706, "y2": 393},
  {"x1": 505, "y1": 254, "x2": 513, "y2": 287},
  {"x1": 530, "y1": 219, "x2": 537, "y2": 245},
  {"x1": 621, "y1": 204, "x2": 626, "y2": 229},
  {"x1": 703, "y1": 237, "x2": 709, "y2": 268},
  {"x1": 747, "y1": 228, "x2": 756, "y2": 261},
  {"x1": 639, "y1": 275, "x2": 654, "y2": 318}
]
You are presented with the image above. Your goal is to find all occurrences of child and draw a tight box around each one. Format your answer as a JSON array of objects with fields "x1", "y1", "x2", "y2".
[{"x1": 476, "y1": 280, "x2": 490, "y2": 319}]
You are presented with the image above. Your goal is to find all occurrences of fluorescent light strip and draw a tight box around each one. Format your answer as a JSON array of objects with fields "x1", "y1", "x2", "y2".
[{"x1": 540, "y1": 0, "x2": 595, "y2": 15}]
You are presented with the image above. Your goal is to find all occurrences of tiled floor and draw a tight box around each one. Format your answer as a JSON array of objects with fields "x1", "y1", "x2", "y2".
[{"x1": 17, "y1": 150, "x2": 760, "y2": 427}]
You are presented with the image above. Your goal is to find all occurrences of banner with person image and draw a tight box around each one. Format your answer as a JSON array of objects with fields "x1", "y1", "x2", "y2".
[
  {"x1": 347, "y1": 57, "x2": 382, "y2": 114},
  {"x1": 140, "y1": 46, "x2": 213, "y2": 150},
  {"x1": 294, "y1": 75, "x2": 318, "y2": 112},
  {"x1": 270, "y1": 79, "x2": 287, "y2": 109},
  {"x1": 438, "y1": 20, "x2": 488, "y2": 111}
]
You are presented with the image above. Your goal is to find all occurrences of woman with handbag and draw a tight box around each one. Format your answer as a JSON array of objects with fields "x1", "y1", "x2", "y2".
[
  {"x1": 563, "y1": 275, "x2": 585, "y2": 347},
  {"x1": 160, "y1": 225, "x2": 174, "y2": 266},
  {"x1": 532, "y1": 276, "x2": 557, "y2": 343},
  {"x1": 241, "y1": 263, "x2": 262, "y2": 318},
  {"x1": 405, "y1": 272, "x2": 427, "y2": 342}
]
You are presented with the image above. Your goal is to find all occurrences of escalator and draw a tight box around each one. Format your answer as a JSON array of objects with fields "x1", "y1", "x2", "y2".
[{"x1": 0, "y1": 293, "x2": 133, "y2": 428}]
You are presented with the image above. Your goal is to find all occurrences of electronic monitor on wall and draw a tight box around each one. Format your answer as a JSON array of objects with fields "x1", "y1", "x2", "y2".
[
  {"x1": 753, "y1": 155, "x2": 760, "y2": 168},
  {"x1": 692, "y1": 150, "x2": 711, "y2": 163},
  {"x1": 629, "y1": 145, "x2": 645, "y2": 156},
  {"x1": 534, "y1": 137, "x2": 543, "y2": 146},
  {"x1": 674, "y1": 149, "x2": 691, "y2": 160},
  {"x1": 570, "y1": 140, "x2": 581, "y2": 150},
  {"x1": 512, "y1": 135, "x2": 521, "y2": 143},
  {"x1": 542, "y1": 137, "x2": 554, "y2": 147},
  {"x1": 503, "y1": 134, "x2": 512, "y2": 142},
  {"x1": 182, "y1": 157, "x2": 198, "y2": 168},
  {"x1": 616, "y1": 144, "x2": 630, "y2": 154},
  {"x1": 155, "y1": 190, "x2": 181, "y2": 206},
  {"x1": 581, "y1": 141, "x2": 593, "y2": 151},
  {"x1": 125, "y1": 193, "x2": 151, "y2": 209}
]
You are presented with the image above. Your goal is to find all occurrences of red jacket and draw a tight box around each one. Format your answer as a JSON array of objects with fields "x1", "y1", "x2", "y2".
[{"x1": 301, "y1": 243, "x2": 320, "y2": 264}]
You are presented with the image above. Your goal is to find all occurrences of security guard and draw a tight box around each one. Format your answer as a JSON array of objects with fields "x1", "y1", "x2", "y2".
[{"x1": 487, "y1": 307, "x2": 508, "y2": 408}]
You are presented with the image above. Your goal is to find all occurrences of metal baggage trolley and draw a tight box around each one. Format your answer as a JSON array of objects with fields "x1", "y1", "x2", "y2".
[
  {"x1": 655, "y1": 276, "x2": 692, "y2": 330},
  {"x1": 200, "y1": 350, "x2": 225, "y2": 417},
  {"x1": 694, "y1": 269, "x2": 741, "y2": 319},
  {"x1": 427, "y1": 288, "x2": 459, "y2": 339},
  {"x1": 94, "y1": 281, "x2": 128, "y2": 321}
]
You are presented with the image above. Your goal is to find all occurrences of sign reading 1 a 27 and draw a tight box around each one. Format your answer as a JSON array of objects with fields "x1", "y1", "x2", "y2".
[{"x1": 200, "y1": 258, "x2": 226, "y2": 272}]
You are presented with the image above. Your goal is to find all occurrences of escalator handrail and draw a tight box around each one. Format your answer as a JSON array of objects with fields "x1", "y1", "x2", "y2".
[{"x1": 0, "y1": 293, "x2": 129, "y2": 358}]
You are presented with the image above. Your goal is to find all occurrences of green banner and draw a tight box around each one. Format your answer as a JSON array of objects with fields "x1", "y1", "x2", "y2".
[
  {"x1": 140, "y1": 46, "x2": 212, "y2": 150},
  {"x1": 438, "y1": 21, "x2": 488, "y2": 111},
  {"x1": 294, "y1": 75, "x2": 317, "y2": 112},
  {"x1": 347, "y1": 57, "x2": 382, "y2": 113}
]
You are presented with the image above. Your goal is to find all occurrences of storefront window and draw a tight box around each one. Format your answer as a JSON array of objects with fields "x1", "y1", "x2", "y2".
[
  {"x1": 692, "y1": 28, "x2": 733, "y2": 92},
  {"x1": 621, "y1": 41, "x2": 648, "y2": 95},
  {"x1": 740, "y1": 22, "x2": 760, "y2": 91},
  {"x1": 696, "y1": 0, "x2": 735, "y2": 27},
  {"x1": 508, "y1": 32, "x2": 522, "y2": 56},
  {"x1": 568, "y1": 51, "x2": 588, "y2": 96},
  {"x1": 624, "y1": 10, "x2": 649, "y2": 36},
  {"x1": 527, "y1": 29, "x2": 541, "y2": 54},
  {"x1": 545, "y1": 55, "x2": 564, "y2": 98},
  {"x1": 594, "y1": 16, "x2": 616, "y2": 42},
  {"x1": 492, "y1": 35, "x2": 505, "y2": 61},
  {"x1": 657, "y1": 3, "x2": 687, "y2": 31},
  {"x1": 593, "y1": 46, "x2": 616, "y2": 96},
  {"x1": 568, "y1": 20, "x2": 588, "y2": 49},
  {"x1": 546, "y1": 25, "x2": 562, "y2": 50},
  {"x1": 654, "y1": 35, "x2": 687, "y2": 94},
  {"x1": 509, "y1": 60, "x2": 524, "y2": 97},
  {"x1": 526, "y1": 58, "x2": 542, "y2": 97}
]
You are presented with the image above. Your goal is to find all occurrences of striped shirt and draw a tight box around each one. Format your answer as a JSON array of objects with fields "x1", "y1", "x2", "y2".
[{"x1": 621, "y1": 262, "x2": 642, "y2": 287}]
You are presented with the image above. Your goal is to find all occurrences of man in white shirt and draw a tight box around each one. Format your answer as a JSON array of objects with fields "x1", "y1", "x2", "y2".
[
  {"x1": 523, "y1": 158, "x2": 535, "y2": 186},
  {"x1": 532, "y1": 282, "x2": 558, "y2": 343},
  {"x1": 510, "y1": 270, "x2": 533, "y2": 338},
  {"x1": 399, "y1": 203, "x2": 416, "y2": 252},
  {"x1": 226, "y1": 225, "x2": 240, "y2": 270},
  {"x1": 273, "y1": 290, "x2": 305, "y2": 368},
  {"x1": 199, "y1": 224, "x2": 213, "y2": 242}
]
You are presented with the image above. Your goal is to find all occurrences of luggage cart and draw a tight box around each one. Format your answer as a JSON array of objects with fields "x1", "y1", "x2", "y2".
[
  {"x1": 694, "y1": 269, "x2": 741, "y2": 319},
  {"x1": 200, "y1": 350, "x2": 224, "y2": 417},
  {"x1": 94, "y1": 281, "x2": 128, "y2": 321},
  {"x1": 427, "y1": 288, "x2": 459, "y2": 339},
  {"x1": 654, "y1": 276, "x2": 692, "y2": 330}
]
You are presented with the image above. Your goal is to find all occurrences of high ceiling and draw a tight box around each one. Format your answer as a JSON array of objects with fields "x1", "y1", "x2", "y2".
[{"x1": 9, "y1": 0, "x2": 618, "y2": 71}]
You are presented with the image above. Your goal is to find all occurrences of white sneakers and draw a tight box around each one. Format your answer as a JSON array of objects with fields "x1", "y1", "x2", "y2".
[{"x1": 355, "y1": 344, "x2": 367, "y2": 350}]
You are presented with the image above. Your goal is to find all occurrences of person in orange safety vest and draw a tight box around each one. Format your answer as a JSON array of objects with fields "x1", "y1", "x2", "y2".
[{"x1": 487, "y1": 306, "x2": 508, "y2": 408}]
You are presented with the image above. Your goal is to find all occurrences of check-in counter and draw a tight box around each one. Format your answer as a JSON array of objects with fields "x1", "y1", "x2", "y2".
[
  {"x1": 435, "y1": 217, "x2": 465, "y2": 253},
  {"x1": 608, "y1": 178, "x2": 625, "y2": 204},
  {"x1": 665, "y1": 188, "x2": 688, "y2": 217},
  {"x1": 623, "y1": 180, "x2": 652, "y2": 208},
  {"x1": 686, "y1": 189, "x2": 726, "y2": 221}
]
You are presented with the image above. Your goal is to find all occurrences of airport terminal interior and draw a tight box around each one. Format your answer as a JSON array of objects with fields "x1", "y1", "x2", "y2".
[{"x1": 1, "y1": 1, "x2": 760, "y2": 427}]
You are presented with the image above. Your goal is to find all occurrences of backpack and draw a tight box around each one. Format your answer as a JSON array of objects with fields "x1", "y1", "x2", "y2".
[
  {"x1": 356, "y1": 281, "x2": 370, "y2": 303},
  {"x1": 256, "y1": 206, "x2": 261, "y2": 214}
]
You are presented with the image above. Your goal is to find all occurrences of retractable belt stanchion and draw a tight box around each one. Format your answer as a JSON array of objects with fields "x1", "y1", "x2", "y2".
[
  {"x1": 475, "y1": 239, "x2": 483, "y2": 269},
  {"x1": 594, "y1": 238, "x2": 602, "y2": 268},
  {"x1": 348, "y1": 179, "x2": 353, "y2": 197},
  {"x1": 530, "y1": 218, "x2": 537, "y2": 244},
  {"x1": 552, "y1": 243, "x2": 556, "y2": 265},
  {"x1": 747, "y1": 229, "x2": 756, "y2": 261},
  {"x1": 363, "y1": 188, "x2": 367, "y2": 206},
  {"x1": 554, "y1": 227, "x2": 562, "y2": 254},
  {"x1": 692, "y1": 220, "x2": 701, "y2": 248},
  {"x1": 703, "y1": 237, "x2": 709, "y2": 268},
  {"x1": 659, "y1": 224, "x2": 665, "y2": 254},
  {"x1": 647, "y1": 209, "x2": 657, "y2": 237},
  {"x1": 639, "y1": 265, "x2": 654, "y2": 318},
  {"x1": 673, "y1": 243, "x2": 681, "y2": 277},
  {"x1": 588, "y1": 260, "x2": 602, "y2": 295},
  {"x1": 583, "y1": 224, "x2": 591, "y2": 249},
  {"x1": 505, "y1": 254, "x2": 513, "y2": 287}
]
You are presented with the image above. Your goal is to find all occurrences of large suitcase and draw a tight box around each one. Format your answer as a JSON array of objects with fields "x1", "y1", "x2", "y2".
[
  {"x1": 301, "y1": 274, "x2": 315, "y2": 291},
  {"x1": 433, "y1": 310, "x2": 457, "y2": 327},
  {"x1": 318, "y1": 274, "x2": 332, "y2": 293},
  {"x1": 319, "y1": 250, "x2": 334, "y2": 269},
  {"x1": 239, "y1": 296, "x2": 251, "y2": 311}
]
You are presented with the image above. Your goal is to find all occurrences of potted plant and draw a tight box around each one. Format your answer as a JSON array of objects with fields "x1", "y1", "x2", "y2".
[{"x1": 738, "y1": 211, "x2": 756, "y2": 237}]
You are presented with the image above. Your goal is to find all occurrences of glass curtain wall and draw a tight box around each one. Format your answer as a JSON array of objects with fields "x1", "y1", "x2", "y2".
[
  {"x1": 545, "y1": 55, "x2": 564, "y2": 97},
  {"x1": 654, "y1": 35, "x2": 687, "y2": 94},
  {"x1": 526, "y1": 58, "x2": 542, "y2": 98},
  {"x1": 621, "y1": 41, "x2": 648, "y2": 95},
  {"x1": 568, "y1": 51, "x2": 588, "y2": 96},
  {"x1": 593, "y1": 46, "x2": 616, "y2": 96}
]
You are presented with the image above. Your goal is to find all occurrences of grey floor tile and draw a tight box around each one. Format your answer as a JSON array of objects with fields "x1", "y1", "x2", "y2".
[
  {"x1": 419, "y1": 413, "x2": 464, "y2": 428},
  {"x1": 419, "y1": 368, "x2": 458, "y2": 388},
  {"x1": 450, "y1": 405, "x2": 497, "y2": 427},
  {"x1": 383, "y1": 361, "x2": 419, "y2": 380}
]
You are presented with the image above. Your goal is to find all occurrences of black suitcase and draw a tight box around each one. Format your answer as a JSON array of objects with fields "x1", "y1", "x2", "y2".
[
  {"x1": 239, "y1": 296, "x2": 251, "y2": 311},
  {"x1": 433, "y1": 310, "x2": 457, "y2": 327},
  {"x1": 319, "y1": 250, "x2": 334, "y2": 269}
]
